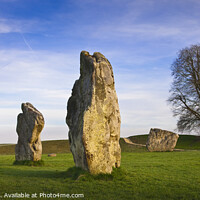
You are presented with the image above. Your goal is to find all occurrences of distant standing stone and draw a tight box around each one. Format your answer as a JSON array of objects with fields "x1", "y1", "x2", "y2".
[
  {"x1": 15, "y1": 102, "x2": 44, "y2": 161},
  {"x1": 48, "y1": 153, "x2": 57, "y2": 157},
  {"x1": 146, "y1": 128, "x2": 179, "y2": 152},
  {"x1": 66, "y1": 51, "x2": 121, "y2": 174}
]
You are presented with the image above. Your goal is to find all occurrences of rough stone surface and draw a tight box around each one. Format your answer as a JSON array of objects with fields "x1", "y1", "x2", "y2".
[
  {"x1": 15, "y1": 102, "x2": 44, "y2": 161},
  {"x1": 146, "y1": 128, "x2": 179, "y2": 152},
  {"x1": 66, "y1": 51, "x2": 121, "y2": 174}
]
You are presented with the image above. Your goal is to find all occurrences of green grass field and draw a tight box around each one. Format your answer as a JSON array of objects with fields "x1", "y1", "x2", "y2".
[
  {"x1": 0, "y1": 135, "x2": 200, "y2": 200},
  {"x1": 0, "y1": 152, "x2": 200, "y2": 200}
]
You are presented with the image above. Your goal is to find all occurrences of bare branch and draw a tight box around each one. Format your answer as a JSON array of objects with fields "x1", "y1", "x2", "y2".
[{"x1": 168, "y1": 44, "x2": 200, "y2": 133}]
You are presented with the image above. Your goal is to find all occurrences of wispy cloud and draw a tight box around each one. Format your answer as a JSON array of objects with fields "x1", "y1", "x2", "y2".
[
  {"x1": 0, "y1": 19, "x2": 20, "y2": 33},
  {"x1": 0, "y1": 18, "x2": 46, "y2": 35},
  {"x1": 74, "y1": 0, "x2": 200, "y2": 48},
  {"x1": 0, "y1": 50, "x2": 79, "y2": 110},
  {"x1": 20, "y1": 33, "x2": 33, "y2": 51},
  {"x1": 89, "y1": 19, "x2": 200, "y2": 45}
]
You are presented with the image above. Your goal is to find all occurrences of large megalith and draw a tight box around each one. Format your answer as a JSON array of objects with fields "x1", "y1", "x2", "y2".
[
  {"x1": 146, "y1": 128, "x2": 179, "y2": 152},
  {"x1": 66, "y1": 51, "x2": 121, "y2": 174},
  {"x1": 15, "y1": 102, "x2": 44, "y2": 161}
]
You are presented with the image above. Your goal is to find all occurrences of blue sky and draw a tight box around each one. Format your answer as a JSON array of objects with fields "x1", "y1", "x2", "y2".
[{"x1": 0, "y1": 0, "x2": 200, "y2": 143}]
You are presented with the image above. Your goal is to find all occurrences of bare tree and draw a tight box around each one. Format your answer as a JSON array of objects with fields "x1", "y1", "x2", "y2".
[{"x1": 168, "y1": 44, "x2": 200, "y2": 133}]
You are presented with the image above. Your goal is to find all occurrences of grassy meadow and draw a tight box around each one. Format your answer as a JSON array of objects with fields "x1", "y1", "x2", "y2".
[{"x1": 0, "y1": 135, "x2": 200, "y2": 200}]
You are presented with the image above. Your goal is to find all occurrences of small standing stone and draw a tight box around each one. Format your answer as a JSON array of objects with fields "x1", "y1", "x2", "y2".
[
  {"x1": 66, "y1": 51, "x2": 121, "y2": 174},
  {"x1": 15, "y1": 102, "x2": 44, "y2": 161},
  {"x1": 146, "y1": 128, "x2": 179, "y2": 152},
  {"x1": 48, "y1": 153, "x2": 57, "y2": 157}
]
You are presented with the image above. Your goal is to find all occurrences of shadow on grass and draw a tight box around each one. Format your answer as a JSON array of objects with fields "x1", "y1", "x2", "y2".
[
  {"x1": 62, "y1": 167, "x2": 88, "y2": 180},
  {"x1": 13, "y1": 160, "x2": 44, "y2": 166},
  {"x1": 1, "y1": 167, "x2": 69, "y2": 179},
  {"x1": 63, "y1": 166, "x2": 128, "y2": 181},
  {"x1": 2, "y1": 164, "x2": 127, "y2": 181}
]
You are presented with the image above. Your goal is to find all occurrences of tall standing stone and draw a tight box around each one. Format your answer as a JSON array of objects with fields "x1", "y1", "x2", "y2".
[
  {"x1": 66, "y1": 51, "x2": 121, "y2": 174},
  {"x1": 15, "y1": 102, "x2": 44, "y2": 161},
  {"x1": 146, "y1": 128, "x2": 179, "y2": 152}
]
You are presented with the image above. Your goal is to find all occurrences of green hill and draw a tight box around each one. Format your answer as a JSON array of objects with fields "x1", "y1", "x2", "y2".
[
  {"x1": 119, "y1": 138, "x2": 147, "y2": 152},
  {"x1": 175, "y1": 135, "x2": 200, "y2": 150},
  {"x1": 0, "y1": 140, "x2": 71, "y2": 155},
  {"x1": 128, "y1": 134, "x2": 148, "y2": 145},
  {"x1": 128, "y1": 134, "x2": 200, "y2": 150},
  {"x1": 42, "y1": 139, "x2": 71, "y2": 153},
  {"x1": 0, "y1": 134, "x2": 199, "y2": 155},
  {"x1": 0, "y1": 138, "x2": 147, "y2": 155}
]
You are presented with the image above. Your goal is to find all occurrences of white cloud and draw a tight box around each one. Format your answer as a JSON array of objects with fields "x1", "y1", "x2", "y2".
[
  {"x1": 0, "y1": 125, "x2": 68, "y2": 144},
  {"x1": 0, "y1": 49, "x2": 178, "y2": 143},
  {"x1": 0, "y1": 17, "x2": 51, "y2": 36},
  {"x1": 0, "y1": 125, "x2": 18, "y2": 144},
  {"x1": 0, "y1": 49, "x2": 79, "y2": 143},
  {"x1": 42, "y1": 125, "x2": 68, "y2": 141},
  {"x1": 0, "y1": 50, "x2": 79, "y2": 93},
  {"x1": 0, "y1": 107, "x2": 68, "y2": 143},
  {"x1": 0, "y1": 108, "x2": 19, "y2": 125},
  {"x1": 0, "y1": 18, "x2": 23, "y2": 33},
  {"x1": 90, "y1": 20, "x2": 200, "y2": 44},
  {"x1": 91, "y1": 24, "x2": 181, "y2": 39},
  {"x1": 118, "y1": 89, "x2": 177, "y2": 137},
  {"x1": 78, "y1": 0, "x2": 200, "y2": 46},
  {"x1": 0, "y1": 23, "x2": 15, "y2": 33}
]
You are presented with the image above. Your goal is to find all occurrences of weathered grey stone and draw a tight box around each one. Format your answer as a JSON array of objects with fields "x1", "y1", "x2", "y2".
[
  {"x1": 66, "y1": 51, "x2": 121, "y2": 174},
  {"x1": 15, "y1": 102, "x2": 44, "y2": 161},
  {"x1": 146, "y1": 128, "x2": 179, "y2": 152}
]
